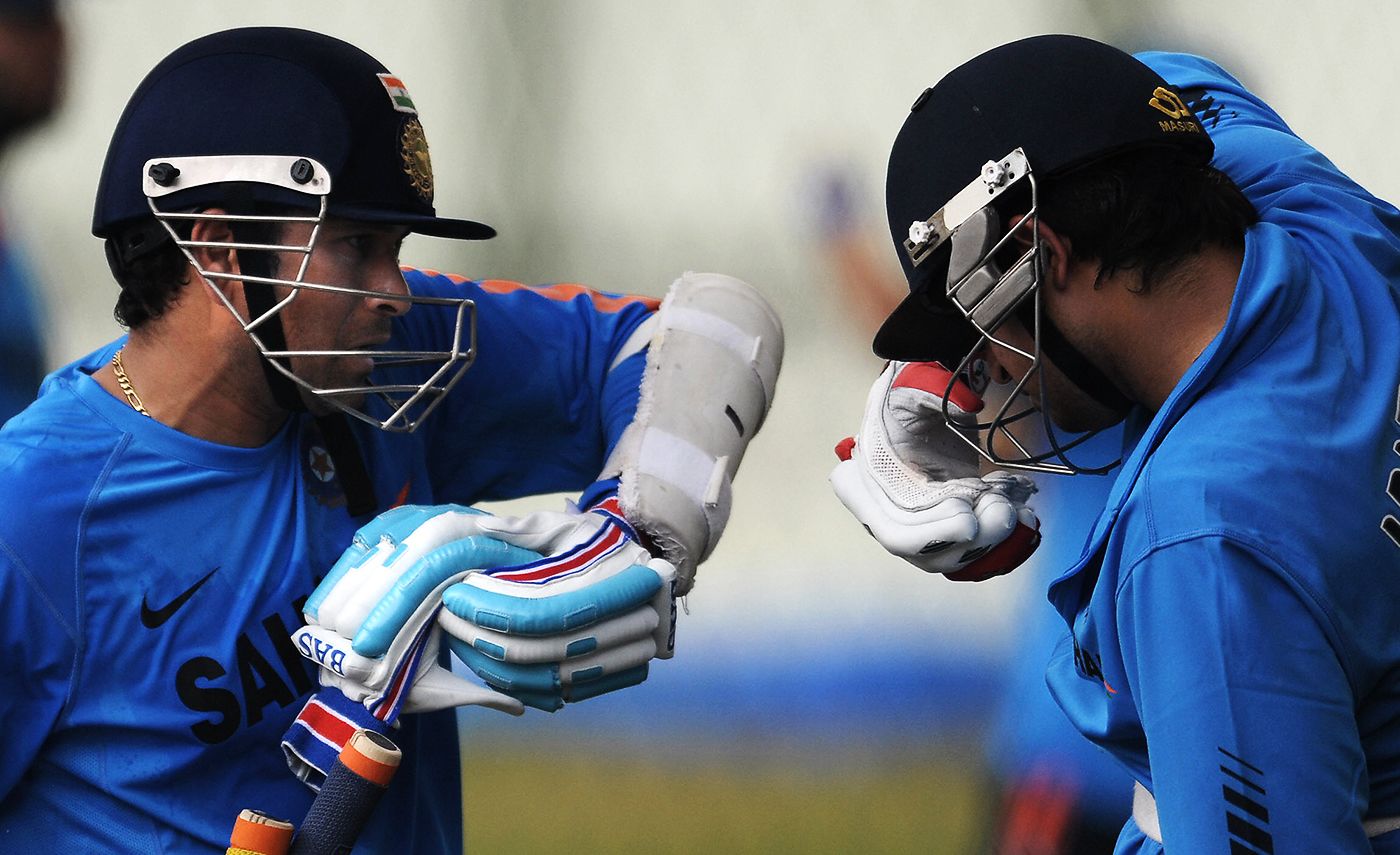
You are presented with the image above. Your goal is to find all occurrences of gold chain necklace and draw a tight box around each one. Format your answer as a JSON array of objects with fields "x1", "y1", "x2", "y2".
[{"x1": 111, "y1": 348, "x2": 151, "y2": 417}]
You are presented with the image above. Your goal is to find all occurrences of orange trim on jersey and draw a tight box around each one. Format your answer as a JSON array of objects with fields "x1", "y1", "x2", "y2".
[
  {"x1": 475, "y1": 279, "x2": 661, "y2": 313},
  {"x1": 478, "y1": 279, "x2": 660, "y2": 312},
  {"x1": 401, "y1": 269, "x2": 660, "y2": 312},
  {"x1": 402, "y1": 266, "x2": 469, "y2": 284}
]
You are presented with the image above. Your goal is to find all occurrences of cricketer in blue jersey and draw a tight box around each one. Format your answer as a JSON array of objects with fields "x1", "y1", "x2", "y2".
[
  {"x1": 0, "y1": 28, "x2": 782, "y2": 853},
  {"x1": 832, "y1": 35, "x2": 1400, "y2": 853}
]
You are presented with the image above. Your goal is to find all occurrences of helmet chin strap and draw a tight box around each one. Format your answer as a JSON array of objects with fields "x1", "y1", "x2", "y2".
[
  {"x1": 1033, "y1": 306, "x2": 1133, "y2": 414},
  {"x1": 240, "y1": 257, "x2": 380, "y2": 517}
]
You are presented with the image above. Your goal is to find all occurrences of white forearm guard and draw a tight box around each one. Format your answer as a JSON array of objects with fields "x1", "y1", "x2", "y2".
[{"x1": 601, "y1": 272, "x2": 783, "y2": 593}]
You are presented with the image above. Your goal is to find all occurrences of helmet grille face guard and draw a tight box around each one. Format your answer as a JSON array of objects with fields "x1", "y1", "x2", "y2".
[
  {"x1": 144, "y1": 154, "x2": 476, "y2": 433},
  {"x1": 902, "y1": 148, "x2": 1115, "y2": 475},
  {"x1": 876, "y1": 35, "x2": 1215, "y2": 476}
]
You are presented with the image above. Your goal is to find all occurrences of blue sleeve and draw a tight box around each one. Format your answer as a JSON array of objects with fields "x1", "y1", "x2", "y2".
[
  {"x1": 393, "y1": 269, "x2": 656, "y2": 503},
  {"x1": 0, "y1": 540, "x2": 77, "y2": 802},
  {"x1": 1118, "y1": 536, "x2": 1370, "y2": 851}
]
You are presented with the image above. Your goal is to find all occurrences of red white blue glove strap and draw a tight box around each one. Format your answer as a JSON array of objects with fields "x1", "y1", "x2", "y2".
[{"x1": 281, "y1": 686, "x2": 394, "y2": 791}]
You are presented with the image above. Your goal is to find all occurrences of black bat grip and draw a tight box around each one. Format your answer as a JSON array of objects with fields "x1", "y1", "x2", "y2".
[{"x1": 289, "y1": 729, "x2": 400, "y2": 855}]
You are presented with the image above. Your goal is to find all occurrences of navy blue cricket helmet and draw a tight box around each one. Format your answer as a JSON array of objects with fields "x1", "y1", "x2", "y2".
[
  {"x1": 876, "y1": 34, "x2": 1212, "y2": 367},
  {"x1": 91, "y1": 28, "x2": 490, "y2": 441},
  {"x1": 93, "y1": 26, "x2": 495, "y2": 244}
]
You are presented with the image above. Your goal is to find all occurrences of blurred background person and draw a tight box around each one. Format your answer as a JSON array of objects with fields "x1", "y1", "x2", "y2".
[{"x1": 0, "y1": 0, "x2": 63, "y2": 421}]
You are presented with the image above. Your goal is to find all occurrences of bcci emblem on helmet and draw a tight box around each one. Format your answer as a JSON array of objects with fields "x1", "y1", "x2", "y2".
[
  {"x1": 400, "y1": 118, "x2": 434, "y2": 204},
  {"x1": 376, "y1": 70, "x2": 435, "y2": 205}
]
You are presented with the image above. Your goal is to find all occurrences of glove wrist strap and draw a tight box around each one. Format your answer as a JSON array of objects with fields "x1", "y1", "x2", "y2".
[
  {"x1": 577, "y1": 478, "x2": 620, "y2": 512},
  {"x1": 281, "y1": 687, "x2": 393, "y2": 792},
  {"x1": 577, "y1": 480, "x2": 642, "y2": 544}
]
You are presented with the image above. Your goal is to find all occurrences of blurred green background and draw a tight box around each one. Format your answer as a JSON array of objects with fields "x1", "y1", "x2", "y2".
[{"x1": 462, "y1": 737, "x2": 989, "y2": 853}]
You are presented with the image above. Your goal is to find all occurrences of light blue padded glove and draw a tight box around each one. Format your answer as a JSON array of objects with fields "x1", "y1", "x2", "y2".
[
  {"x1": 438, "y1": 494, "x2": 677, "y2": 711},
  {"x1": 297, "y1": 496, "x2": 676, "y2": 719},
  {"x1": 285, "y1": 505, "x2": 530, "y2": 787}
]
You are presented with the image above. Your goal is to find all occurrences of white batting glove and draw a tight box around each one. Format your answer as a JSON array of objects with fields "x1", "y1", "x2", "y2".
[
  {"x1": 829, "y1": 361, "x2": 1041, "y2": 581},
  {"x1": 439, "y1": 493, "x2": 677, "y2": 712},
  {"x1": 283, "y1": 505, "x2": 529, "y2": 789},
  {"x1": 297, "y1": 504, "x2": 528, "y2": 716}
]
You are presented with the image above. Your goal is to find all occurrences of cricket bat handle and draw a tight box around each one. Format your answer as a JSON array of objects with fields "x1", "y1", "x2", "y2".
[
  {"x1": 287, "y1": 729, "x2": 402, "y2": 855},
  {"x1": 227, "y1": 810, "x2": 295, "y2": 855}
]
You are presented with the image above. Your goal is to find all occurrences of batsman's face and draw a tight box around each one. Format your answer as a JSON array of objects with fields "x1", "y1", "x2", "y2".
[
  {"x1": 978, "y1": 313, "x2": 1122, "y2": 435},
  {"x1": 972, "y1": 217, "x2": 1126, "y2": 435},
  {"x1": 269, "y1": 217, "x2": 411, "y2": 412}
]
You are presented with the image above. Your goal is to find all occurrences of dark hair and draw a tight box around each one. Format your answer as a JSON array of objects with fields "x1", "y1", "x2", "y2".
[
  {"x1": 109, "y1": 220, "x2": 191, "y2": 328},
  {"x1": 1035, "y1": 146, "x2": 1259, "y2": 292},
  {"x1": 109, "y1": 209, "x2": 287, "y2": 329}
]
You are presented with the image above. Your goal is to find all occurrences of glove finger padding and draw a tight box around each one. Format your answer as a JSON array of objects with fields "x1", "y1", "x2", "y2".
[
  {"x1": 439, "y1": 603, "x2": 660, "y2": 664},
  {"x1": 295, "y1": 507, "x2": 535, "y2": 724},
  {"x1": 445, "y1": 561, "x2": 667, "y2": 634},
  {"x1": 442, "y1": 558, "x2": 676, "y2": 711},
  {"x1": 438, "y1": 503, "x2": 678, "y2": 711},
  {"x1": 352, "y1": 535, "x2": 539, "y2": 657},
  {"x1": 306, "y1": 504, "x2": 490, "y2": 638},
  {"x1": 447, "y1": 634, "x2": 657, "y2": 694},
  {"x1": 945, "y1": 516, "x2": 1041, "y2": 582},
  {"x1": 454, "y1": 662, "x2": 651, "y2": 714},
  {"x1": 927, "y1": 487, "x2": 1040, "y2": 580},
  {"x1": 953, "y1": 475, "x2": 1041, "y2": 581}
]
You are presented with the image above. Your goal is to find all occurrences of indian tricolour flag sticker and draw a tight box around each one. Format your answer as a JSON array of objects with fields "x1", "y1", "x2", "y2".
[{"x1": 377, "y1": 73, "x2": 418, "y2": 114}]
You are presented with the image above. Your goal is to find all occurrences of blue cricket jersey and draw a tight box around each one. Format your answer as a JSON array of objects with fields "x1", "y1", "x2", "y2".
[
  {"x1": 0, "y1": 268, "x2": 656, "y2": 852},
  {"x1": 1043, "y1": 54, "x2": 1400, "y2": 853}
]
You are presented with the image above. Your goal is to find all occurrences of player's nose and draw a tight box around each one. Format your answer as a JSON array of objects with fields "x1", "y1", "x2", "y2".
[
  {"x1": 974, "y1": 342, "x2": 1016, "y2": 386},
  {"x1": 365, "y1": 265, "x2": 411, "y2": 317}
]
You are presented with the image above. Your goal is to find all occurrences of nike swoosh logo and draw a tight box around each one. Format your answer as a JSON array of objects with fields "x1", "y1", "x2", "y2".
[{"x1": 141, "y1": 567, "x2": 218, "y2": 629}]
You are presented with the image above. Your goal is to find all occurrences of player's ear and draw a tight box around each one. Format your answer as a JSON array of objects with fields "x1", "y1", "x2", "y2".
[
  {"x1": 1033, "y1": 221, "x2": 1075, "y2": 293},
  {"x1": 188, "y1": 210, "x2": 240, "y2": 297},
  {"x1": 1007, "y1": 213, "x2": 1074, "y2": 292}
]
